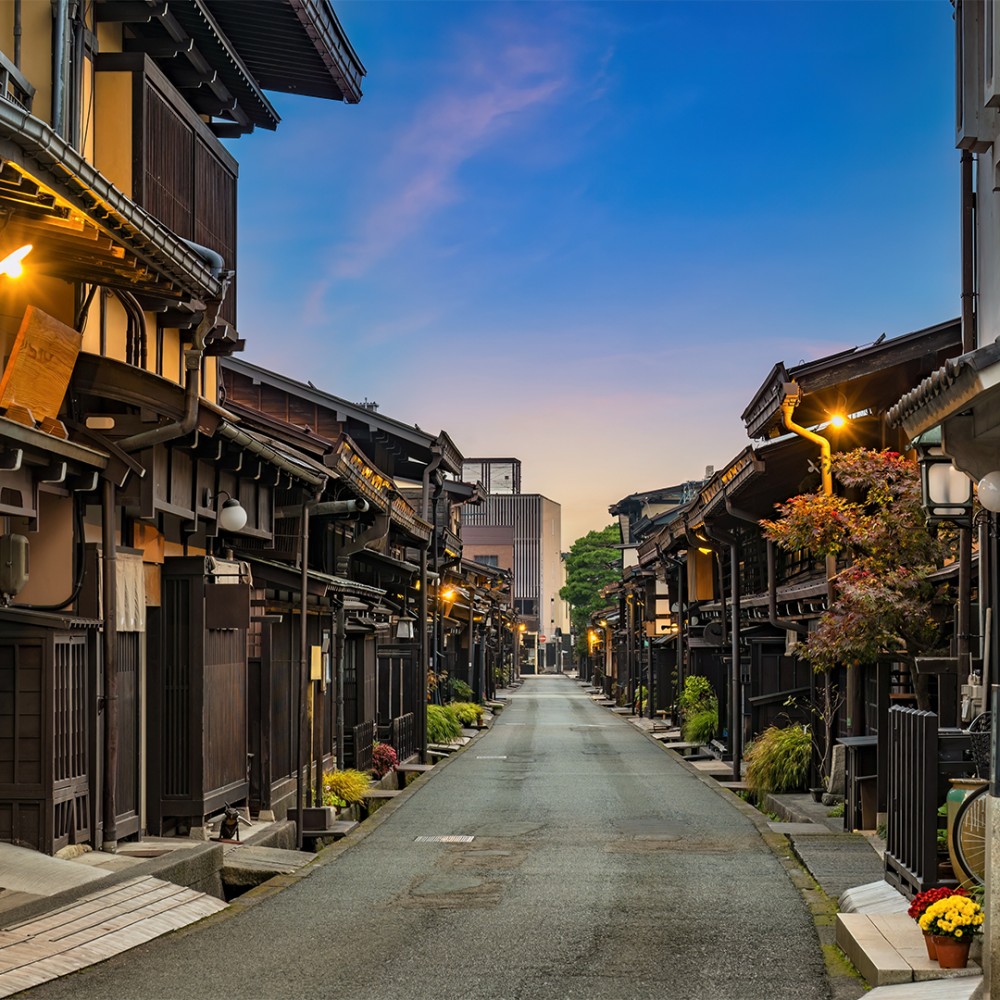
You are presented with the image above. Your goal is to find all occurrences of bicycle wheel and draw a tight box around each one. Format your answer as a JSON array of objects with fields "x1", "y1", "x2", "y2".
[{"x1": 952, "y1": 784, "x2": 989, "y2": 887}]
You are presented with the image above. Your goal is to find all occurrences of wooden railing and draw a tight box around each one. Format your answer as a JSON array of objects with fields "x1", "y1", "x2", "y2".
[
  {"x1": 391, "y1": 713, "x2": 416, "y2": 764},
  {"x1": 352, "y1": 721, "x2": 375, "y2": 773},
  {"x1": 885, "y1": 707, "x2": 938, "y2": 897}
]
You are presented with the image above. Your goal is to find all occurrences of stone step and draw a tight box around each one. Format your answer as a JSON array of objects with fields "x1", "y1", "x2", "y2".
[{"x1": 836, "y1": 912, "x2": 981, "y2": 988}]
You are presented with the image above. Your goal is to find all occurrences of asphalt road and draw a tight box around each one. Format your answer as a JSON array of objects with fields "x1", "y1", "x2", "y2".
[{"x1": 22, "y1": 676, "x2": 829, "y2": 1000}]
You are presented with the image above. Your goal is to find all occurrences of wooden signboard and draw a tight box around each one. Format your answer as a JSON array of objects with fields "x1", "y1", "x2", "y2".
[{"x1": 0, "y1": 306, "x2": 81, "y2": 438}]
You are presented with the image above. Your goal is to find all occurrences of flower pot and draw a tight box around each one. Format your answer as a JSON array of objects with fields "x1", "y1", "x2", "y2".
[
  {"x1": 933, "y1": 936, "x2": 971, "y2": 969},
  {"x1": 809, "y1": 787, "x2": 825, "y2": 803},
  {"x1": 923, "y1": 931, "x2": 937, "y2": 960}
]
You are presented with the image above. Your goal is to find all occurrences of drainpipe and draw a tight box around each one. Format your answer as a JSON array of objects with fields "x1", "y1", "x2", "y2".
[
  {"x1": 418, "y1": 538, "x2": 429, "y2": 762},
  {"x1": 780, "y1": 391, "x2": 836, "y2": 607},
  {"x1": 14, "y1": 0, "x2": 21, "y2": 69},
  {"x1": 101, "y1": 477, "x2": 118, "y2": 851},
  {"x1": 335, "y1": 600, "x2": 346, "y2": 770},
  {"x1": 704, "y1": 521, "x2": 742, "y2": 781},
  {"x1": 118, "y1": 295, "x2": 228, "y2": 454},
  {"x1": 958, "y1": 148, "x2": 975, "y2": 714},
  {"x1": 51, "y1": 0, "x2": 68, "y2": 137},
  {"x1": 656, "y1": 545, "x2": 686, "y2": 714},
  {"x1": 296, "y1": 486, "x2": 325, "y2": 851}
]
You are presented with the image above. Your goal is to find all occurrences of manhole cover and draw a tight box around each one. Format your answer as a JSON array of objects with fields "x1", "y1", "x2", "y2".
[{"x1": 414, "y1": 835, "x2": 475, "y2": 843}]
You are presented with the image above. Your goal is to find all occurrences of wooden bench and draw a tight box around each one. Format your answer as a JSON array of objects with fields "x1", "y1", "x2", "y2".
[
  {"x1": 301, "y1": 819, "x2": 359, "y2": 843},
  {"x1": 661, "y1": 741, "x2": 703, "y2": 757},
  {"x1": 396, "y1": 763, "x2": 433, "y2": 789},
  {"x1": 359, "y1": 788, "x2": 400, "y2": 819}
]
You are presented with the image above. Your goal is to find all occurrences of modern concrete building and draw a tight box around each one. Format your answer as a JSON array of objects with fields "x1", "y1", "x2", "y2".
[{"x1": 460, "y1": 458, "x2": 568, "y2": 670}]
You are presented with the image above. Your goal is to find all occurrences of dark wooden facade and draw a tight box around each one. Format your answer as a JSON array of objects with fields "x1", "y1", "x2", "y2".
[
  {"x1": 147, "y1": 557, "x2": 250, "y2": 833},
  {"x1": 0, "y1": 613, "x2": 98, "y2": 854}
]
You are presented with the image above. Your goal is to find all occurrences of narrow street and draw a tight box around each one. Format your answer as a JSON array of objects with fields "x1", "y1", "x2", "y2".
[{"x1": 22, "y1": 677, "x2": 828, "y2": 1000}]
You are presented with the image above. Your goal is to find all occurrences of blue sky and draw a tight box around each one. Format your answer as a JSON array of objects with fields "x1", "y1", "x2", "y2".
[{"x1": 231, "y1": 1, "x2": 957, "y2": 545}]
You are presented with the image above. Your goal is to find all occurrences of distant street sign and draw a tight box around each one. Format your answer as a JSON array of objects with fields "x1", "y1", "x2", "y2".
[{"x1": 539, "y1": 635, "x2": 547, "y2": 643}]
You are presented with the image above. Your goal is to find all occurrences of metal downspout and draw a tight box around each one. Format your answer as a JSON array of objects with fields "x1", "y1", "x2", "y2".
[
  {"x1": 297, "y1": 486, "x2": 325, "y2": 850},
  {"x1": 101, "y1": 478, "x2": 118, "y2": 851},
  {"x1": 52, "y1": 0, "x2": 68, "y2": 137},
  {"x1": 959, "y1": 148, "x2": 975, "y2": 708},
  {"x1": 118, "y1": 297, "x2": 227, "y2": 454},
  {"x1": 418, "y1": 541, "x2": 429, "y2": 762},
  {"x1": 705, "y1": 521, "x2": 742, "y2": 781},
  {"x1": 336, "y1": 601, "x2": 346, "y2": 770},
  {"x1": 656, "y1": 545, "x2": 686, "y2": 711}
]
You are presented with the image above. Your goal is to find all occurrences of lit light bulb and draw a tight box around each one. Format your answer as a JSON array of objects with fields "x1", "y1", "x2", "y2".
[
  {"x1": 0, "y1": 244, "x2": 32, "y2": 279},
  {"x1": 829, "y1": 414, "x2": 846, "y2": 429}
]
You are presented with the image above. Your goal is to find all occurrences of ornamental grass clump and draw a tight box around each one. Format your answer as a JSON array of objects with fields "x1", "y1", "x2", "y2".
[
  {"x1": 919, "y1": 894, "x2": 984, "y2": 940},
  {"x1": 683, "y1": 708, "x2": 718, "y2": 746},
  {"x1": 744, "y1": 724, "x2": 812, "y2": 798},
  {"x1": 450, "y1": 701, "x2": 485, "y2": 727},
  {"x1": 322, "y1": 768, "x2": 371, "y2": 805},
  {"x1": 371, "y1": 741, "x2": 398, "y2": 779},
  {"x1": 427, "y1": 704, "x2": 462, "y2": 744}
]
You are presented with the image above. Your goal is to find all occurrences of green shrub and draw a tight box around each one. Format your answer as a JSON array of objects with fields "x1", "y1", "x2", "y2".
[
  {"x1": 427, "y1": 704, "x2": 462, "y2": 743},
  {"x1": 744, "y1": 725, "x2": 812, "y2": 797},
  {"x1": 679, "y1": 675, "x2": 716, "y2": 721},
  {"x1": 450, "y1": 701, "x2": 484, "y2": 727},
  {"x1": 451, "y1": 679, "x2": 474, "y2": 702},
  {"x1": 323, "y1": 768, "x2": 371, "y2": 805},
  {"x1": 683, "y1": 707, "x2": 718, "y2": 745}
]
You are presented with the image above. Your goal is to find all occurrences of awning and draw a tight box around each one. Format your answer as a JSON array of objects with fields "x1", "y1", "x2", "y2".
[
  {"x1": 246, "y1": 557, "x2": 385, "y2": 600},
  {"x1": 0, "y1": 99, "x2": 223, "y2": 303},
  {"x1": 887, "y1": 340, "x2": 1000, "y2": 478}
]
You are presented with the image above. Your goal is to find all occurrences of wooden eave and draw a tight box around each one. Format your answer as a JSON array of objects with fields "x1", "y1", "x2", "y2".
[
  {"x1": 0, "y1": 99, "x2": 222, "y2": 302},
  {"x1": 222, "y1": 358, "x2": 465, "y2": 479},
  {"x1": 204, "y1": 0, "x2": 365, "y2": 104},
  {"x1": 98, "y1": 0, "x2": 279, "y2": 134},
  {"x1": 742, "y1": 318, "x2": 961, "y2": 440}
]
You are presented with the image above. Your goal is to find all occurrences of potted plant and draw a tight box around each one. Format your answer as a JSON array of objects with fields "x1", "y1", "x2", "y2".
[
  {"x1": 908, "y1": 887, "x2": 968, "y2": 959},
  {"x1": 918, "y1": 893, "x2": 983, "y2": 968}
]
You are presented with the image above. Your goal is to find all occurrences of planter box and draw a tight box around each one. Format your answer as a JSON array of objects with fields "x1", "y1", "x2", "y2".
[{"x1": 286, "y1": 806, "x2": 338, "y2": 831}]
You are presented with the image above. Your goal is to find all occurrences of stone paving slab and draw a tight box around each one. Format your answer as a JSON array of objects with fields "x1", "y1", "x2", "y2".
[
  {"x1": 864, "y1": 977, "x2": 981, "y2": 999},
  {"x1": 0, "y1": 844, "x2": 107, "y2": 896},
  {"x1": 770, "y1": 822, "x2": 833, "y2": 835},
  {"x1": 788, "y1": 832, "x2": 886, "y2": 899},
  {"x1": 840, "y1": 880, "x2": 910, "y2": 915},
  {"x1": 837, "y1": 912, "x2": 981, "y2": 988}
]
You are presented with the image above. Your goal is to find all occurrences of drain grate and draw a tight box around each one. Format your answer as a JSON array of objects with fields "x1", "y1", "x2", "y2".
[
  {"x1": 476, "y1": 755, "x2": 508, "y2": 759},
  {"x1": 415, "y1": 835, "x2": 475, "y2": 843}
]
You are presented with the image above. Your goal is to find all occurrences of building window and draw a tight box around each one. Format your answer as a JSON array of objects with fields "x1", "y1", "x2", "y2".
[{"x1": 474, "y1": 554, "x2": 499, "y2": 567}]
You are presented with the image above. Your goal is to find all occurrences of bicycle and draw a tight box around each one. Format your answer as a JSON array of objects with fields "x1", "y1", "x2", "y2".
[{"x1": 951, "y1": 782, "x2": 988, "y2": 887}]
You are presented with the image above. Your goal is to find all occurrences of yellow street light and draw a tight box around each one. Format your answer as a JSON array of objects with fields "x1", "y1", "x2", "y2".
[{"x1": 0, "y1": 244, "x2": 32, "y2": 279}]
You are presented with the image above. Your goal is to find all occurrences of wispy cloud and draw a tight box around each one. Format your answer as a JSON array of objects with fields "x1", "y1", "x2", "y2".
[{"x1": 312, "y1": 18, "x2": 587, "y2": 298}]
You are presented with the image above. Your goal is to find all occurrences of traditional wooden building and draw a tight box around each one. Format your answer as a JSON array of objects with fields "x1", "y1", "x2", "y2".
[{"x1": 0, "y1": 1, "x2": 365, "y2": 852}]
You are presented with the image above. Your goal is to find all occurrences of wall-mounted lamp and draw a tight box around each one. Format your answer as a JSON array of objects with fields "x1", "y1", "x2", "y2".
[
  {"x1": 914, "y1": 431, "x2": 974, "y2": 528},
  {"x1": 0, "y1": 244, "x2": 31, "y2": 279},
  {"x1": 206, "y1": 490, "x2": 248, "y2": 532},
  {"x1": 395, "y1": 612, "x2": 416, "y2": 641},
  {"x1": 978, "y1": 471, "x2": 1000, "y2": 513}
]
